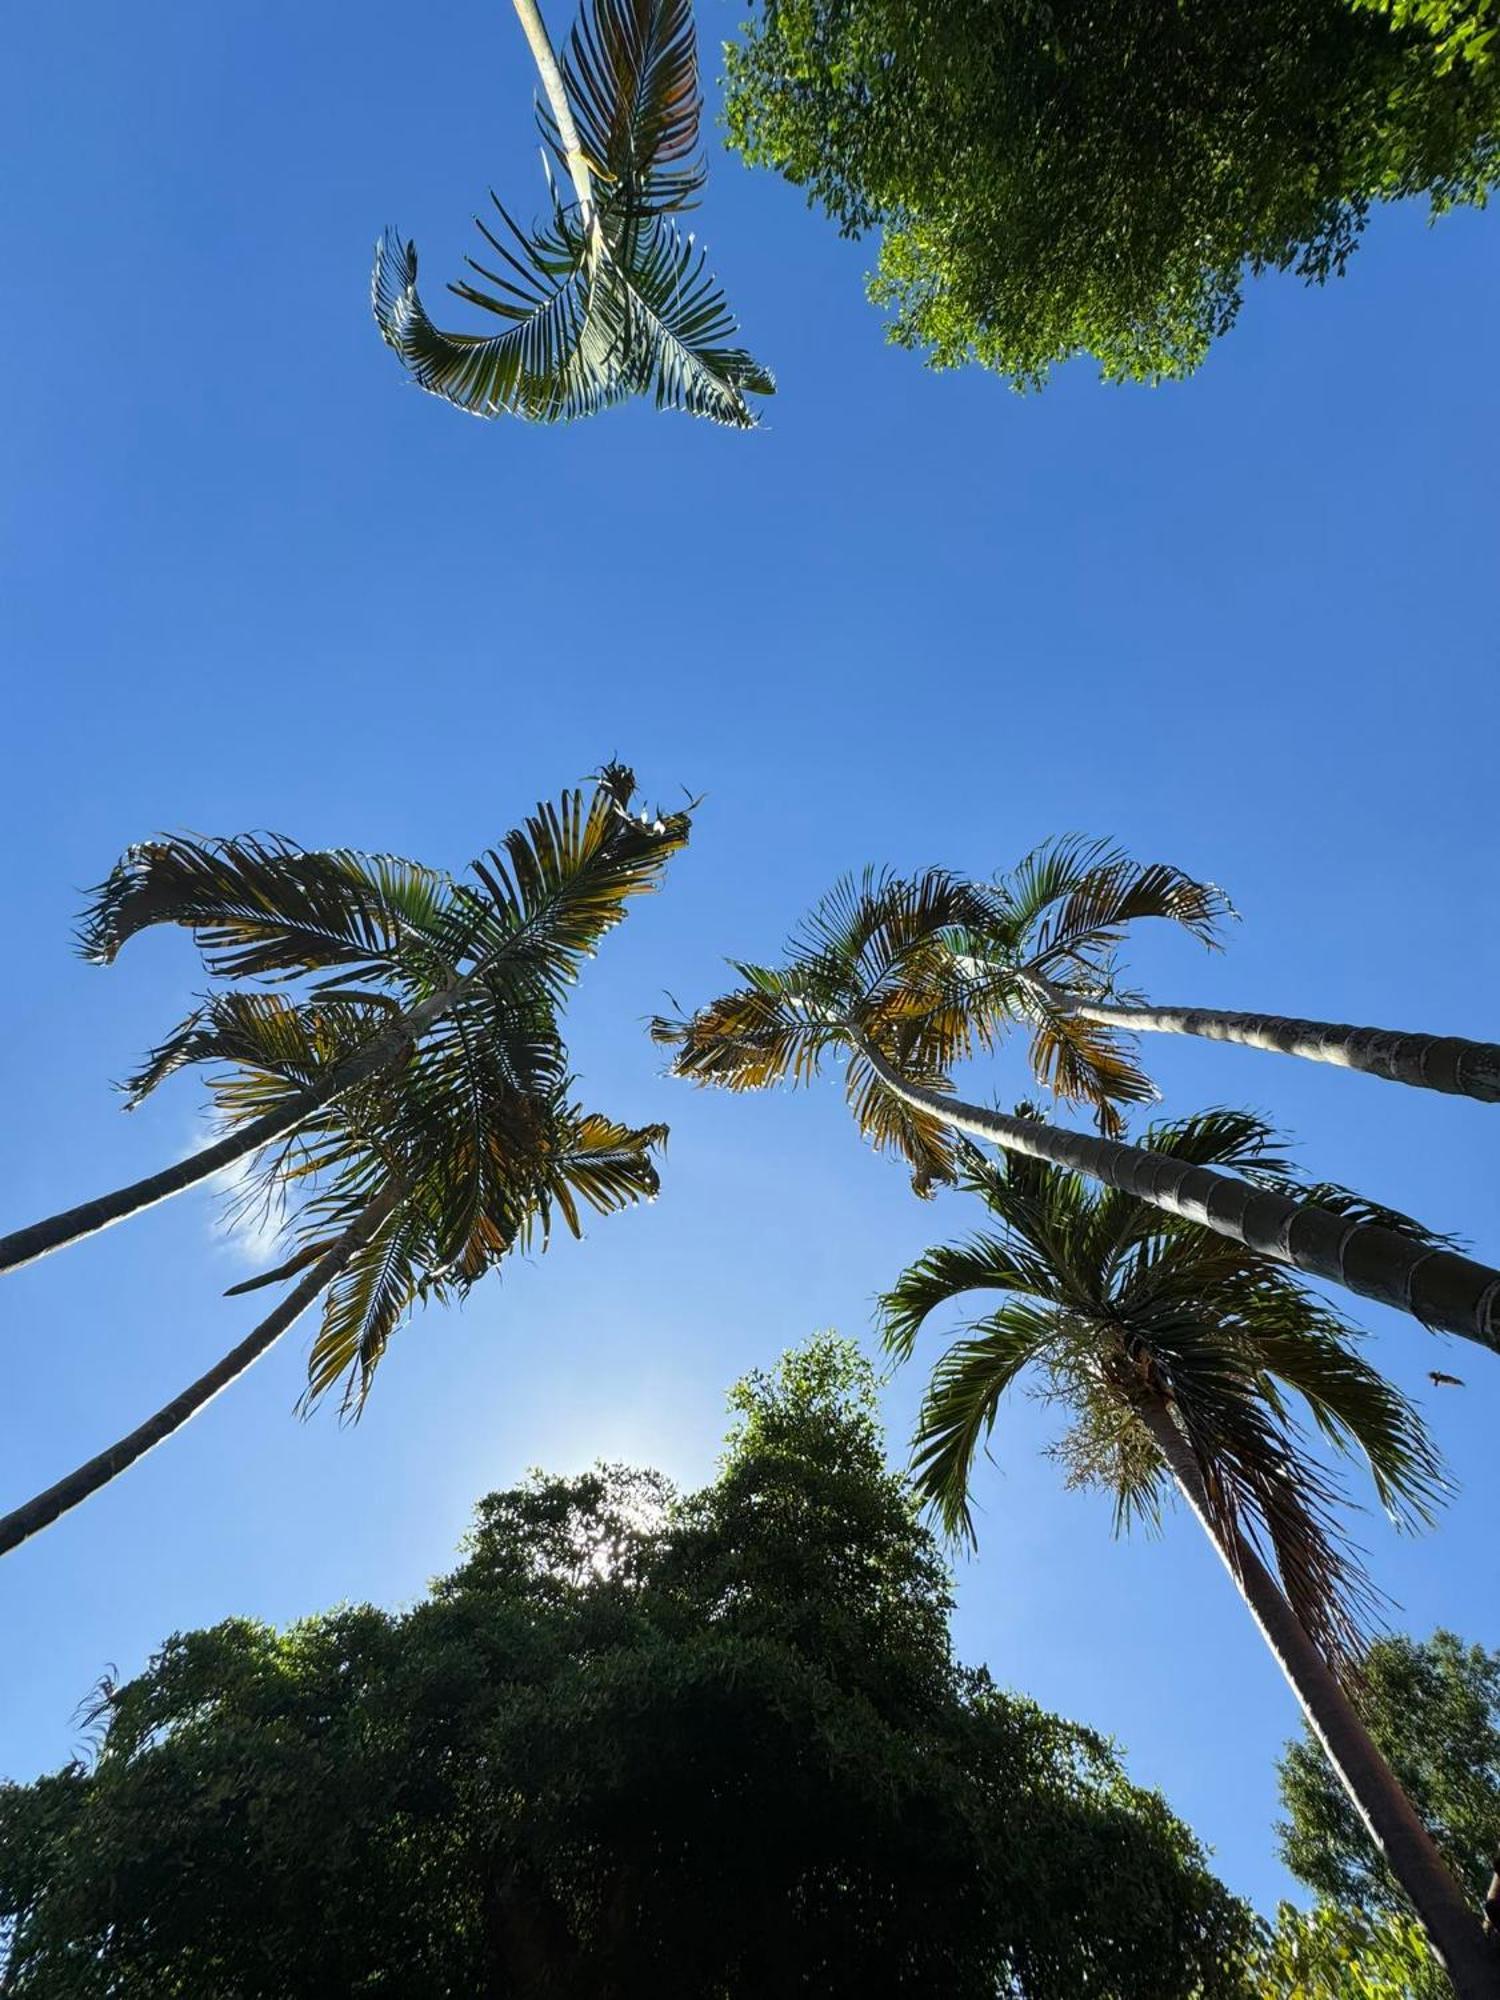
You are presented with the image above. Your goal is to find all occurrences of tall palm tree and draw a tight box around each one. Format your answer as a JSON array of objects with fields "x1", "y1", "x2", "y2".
[
  {"x1": 949, "y1": 838, "x2": 1500, "y2": 1119},
  {"x1": 879, "y1": 1115, "x2": 1500, "y2": 1997},
  {"x1": 654, "y1": 871, "x2": 1500, "y2": 1352},
  {"x1": 0, "y1": 764, "x2": 690, "y2": 1277},
  {"x1": 372, "y1": 0, "x2": 773, "y2": 426},
  {"x1": 0, "y1": 978, "x2": 667, "y2": 1555}
]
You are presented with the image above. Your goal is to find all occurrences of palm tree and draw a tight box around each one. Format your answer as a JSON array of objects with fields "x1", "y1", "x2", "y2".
[
  {"x1": 0, "y1": 764, "x2": 689, "y2": 1277},
  {"x1": 654, "y1": 871, "x2": 1500, "y2": 1353},
  {"x1": 949, "y1": 838, "x2": 1500, "y2": 1118},
  {"x1": 0, "y1": 977, "x2": 667, "y2": 1555},
  {"x1": 372, "y1": 0, "x2": 773, "y2": 426},
  {"x1": 879, "y1": 1115, "x2": 1500, "y2": 1997}
]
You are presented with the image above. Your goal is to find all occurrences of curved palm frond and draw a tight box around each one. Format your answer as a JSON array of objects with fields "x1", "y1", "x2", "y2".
[
  {"x1": 374, "y1": 0, "x2": 771, "y2": 426},
  {"x1": 375, "y1": 220, "x2": 627, "y2": 424},
  {"x1": 998, "y1": 837, "x2": 1232, "y2": 980},
  {"x1": 880, "y1": 1232, "x2": 1059, "y2": 1361},
  {"x1": 1244, "y1": 1302, "x2": 1447, "y2": 1530},
  {"x1": 907, "y1": 1304, "x2": 1063, "y2": 1541},
  {"x1": 78, "y1": 835, "x2": 451, "y2": 984}
]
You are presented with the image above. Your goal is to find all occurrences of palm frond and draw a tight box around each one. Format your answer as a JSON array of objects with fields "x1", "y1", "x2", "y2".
[
  {"x1": 439, "y1": 767, "x2": 692, "y2": 992},
  {"x1": 1152, "y1": 1325, "x2": 1381, "y2": 1667},
  {"x1": 539, "y1": 1108, "x2": 667, "y2": 1239},
  {"x1": 561, "y1": 0, "x2": 703, "y2": 216},
  {"x1": 908, "y1": 1303, "x2": 1062, "y2": 1541},
  {"x1": 880, "y1": 1233, "x2": 1059, "y2": 1360},
  {"x1": 302, "y1": 1203, "x2": 424, "y2": 1417},
  {"x1": 373, "y1": 0, "x2": 770, "y2": 428},
  {"x1": 997, "y1": 837, "x2": 1230, "y2": 981},
  {"x1": 1245, "y1": 1303, "x2": 1447, "y2": 1529},
  {"x1": 78, "y1": 835, "x2": 447, "y2": 982},
  {"x1": 651, "y1": 973, "x2": 842, "y2": 1091},
  {"x1": 375, "y1": 222, "x2": 626, "y2": 424},
  {"x1": 1024, "y1": 1006, "x2": 1158, "y2": 1135}
]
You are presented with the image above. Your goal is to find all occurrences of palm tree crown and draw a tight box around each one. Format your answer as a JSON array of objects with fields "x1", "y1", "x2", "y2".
[
  {"x1": 880, "y1": 1110, "x2": 1445, "y2": 1666},
  {"x1": 373, "y1": 0, "x2": 773, "y2": 427}
]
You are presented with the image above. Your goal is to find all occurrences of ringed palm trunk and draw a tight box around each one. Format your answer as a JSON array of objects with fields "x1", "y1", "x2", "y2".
[
  {"x1": 0, "y1": 971, "x2": 481, "y2": 1278},
  {"x1": 0, "y1": 1195, "x2": 392, "y2": 1558},
  {"x1": 1134, "y1": 1398, "x2": 1500, "y2": 1996},
  {"x1": 1021, "y1": 972, "x2": 1500, "y2": 1106},
  {"x1": 857, "y1": 1041, "x2": 1500, "y2": 1351}
]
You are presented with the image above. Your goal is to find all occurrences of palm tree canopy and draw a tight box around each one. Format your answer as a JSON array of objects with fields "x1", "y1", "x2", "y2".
[
  {"x1": 75, "y1": 764, "x2": 687, "y2": 1410},
  {"x1": 879, "y1": 1109, "x2": 1447, "y2": 1667},
  {"x1": 372, "y1": 0, "x2": 773, "y2": 426},
  {"x1": 653, "y1": 855, "x2": 1233, "y2": 1184},
  {"x1": 654, "y1": 868, "x2": 998, "y2": 1194}
]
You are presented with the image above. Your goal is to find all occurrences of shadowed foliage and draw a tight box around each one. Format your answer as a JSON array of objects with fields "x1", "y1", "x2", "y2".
[{"x1": 0, "y1": 1339, "x2": 1253, "y2": 1998}]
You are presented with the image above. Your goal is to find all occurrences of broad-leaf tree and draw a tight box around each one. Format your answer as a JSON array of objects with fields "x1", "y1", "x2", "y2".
[
  {"x1": 1278, "y1": 1629, "x2": 1500, "y2": 1927},
  {"x1": 878, "y1": 1117, "x2": 1499, "y2": 1995},
  {"x1": 655, "y1": 870, "x2": 1500, "y2": 1353},
  {"x1": 373, "y1": 0, "x2": 773, "y2": 426},
  {"x1": 0, "y1": 1338, "x2": 1253, "y2": 1997},
  {"x1": 724, "y1": 0, "x2": 1500, "y2": 387},
  {"x1": 0, "y1": 764, "x2": 689, "y2": 1277}
]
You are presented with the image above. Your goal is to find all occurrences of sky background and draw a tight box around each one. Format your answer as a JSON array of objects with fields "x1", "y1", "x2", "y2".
[{"x1": 3, "y1": 0, "x2": 1497, "y2": 1918}]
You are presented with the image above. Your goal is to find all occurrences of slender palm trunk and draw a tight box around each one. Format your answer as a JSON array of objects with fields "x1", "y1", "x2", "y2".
[
  {"x1": 857, "y1": 1041, "x2": 1500, "y2": 1351},
  {"x1": 0, "y1": 974, "x2": 475, "y2": 1278},
  {"x1": 1021, "y1": 972, "x2": 1500, "y2": 1105},
  {"x1": 0, "y1": 1197, "x2": 392, "y2": 1558},
  {"x1": 1134, "y1": 1399, "x2": 1500, "y2": 1996},
  {"x1": 510, "y1": 0, "x2": 595, "y2": 222}
]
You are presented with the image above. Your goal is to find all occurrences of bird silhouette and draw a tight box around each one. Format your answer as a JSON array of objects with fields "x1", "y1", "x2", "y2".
[{"x1": 1428, "y1": 1370, "x2": 1466, "y2": 1388}]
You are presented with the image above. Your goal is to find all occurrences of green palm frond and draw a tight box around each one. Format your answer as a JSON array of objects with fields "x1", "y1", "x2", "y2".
[
  {"x1": 1245, "y1": 1304, "x2": 1446, "y2": 1529},
  {"x1": 78, "y1": 835, "x2": 449, "y2": 983},
  {"x1": 373, "y1": 0, "x2": 771, "y2": 427},
  {"x1": 438, "y1": 765, "x2": 692, "y2": 995},
  {"x1": 303, "y1": 1202, "x2": 425, "y2": 1416},
  {"x1": 539, "y1": 1108, "x2": 667, "y2": 1239},
  {"x1": 997, "y1": 837, "x2": 1231, "y2": 980},
  {"x1": 880, "y1": 1232, "x2": 1058, "y2": 1361},
  {"x1": 882, "y1": 1103, "x2": 1451, "y2": 1666},
  {"x1": 908, "y1": 1304, "x2": 1063, "y2": 1541},
  {"x1": 561, "y1": 0, "x2": 702, "y2": 215}
]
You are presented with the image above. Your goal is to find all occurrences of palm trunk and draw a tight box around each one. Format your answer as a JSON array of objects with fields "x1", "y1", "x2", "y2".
[
  {"x1": 857, "y1": 1041, "x2": 1500, "y2": 1351},
  {"x1": 1134, "y1": 1398, "x2": 1500, "y2": 1996},
  {"x1": 510, "y1": 0, "x2": 595, "y2": 223},
  {"x1": 1023, "y1": 974, "x2": 1500, "y2": 1106},
  {"x1": 0, "y1": 973, "x2": 476, "y2": 1278},
  {"x1": 0, "y1": 1196, "x2": 392, "y2": 1558}
]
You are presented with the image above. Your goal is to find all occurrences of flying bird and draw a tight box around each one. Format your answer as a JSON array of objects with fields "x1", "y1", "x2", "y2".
[{"x1": 1428, "y1": 1370, "x2": 1466, "y2": 1388}]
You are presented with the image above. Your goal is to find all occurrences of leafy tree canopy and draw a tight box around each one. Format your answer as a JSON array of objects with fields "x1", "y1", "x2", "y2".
[
  {"x1": 1249, "y1": 1901, "x2": 1450, "y2": 1998},
  {"x1": 723, "y1": 0, "x2": 1500, "y2": 386},
  {"x1": 1277, "y1": 1628, "x2": 1500, "y2": 1914},
  {"x1": 1, "y1": 1338, "x2": 1251, "y2": 1998}
]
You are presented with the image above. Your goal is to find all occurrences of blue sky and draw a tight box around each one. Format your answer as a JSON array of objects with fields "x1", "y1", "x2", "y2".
[{"x1": 2, "y1": 0, "x2": 1497, "y2": 1917}]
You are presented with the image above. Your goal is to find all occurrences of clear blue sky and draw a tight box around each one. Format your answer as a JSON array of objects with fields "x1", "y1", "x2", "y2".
[{"x1": 2, "y1": 0, "x2": 1497, "y2": 1918}]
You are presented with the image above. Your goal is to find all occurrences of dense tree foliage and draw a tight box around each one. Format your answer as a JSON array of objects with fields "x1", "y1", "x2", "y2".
[
  {"x1": 1278, "y1": 1630, "x2": 1500, "y2": 1914},
  {"x1": 0, "y1": 1339, "x2": 1251, "y2": 1997},
  {"x1": 1250, "y1": 1902, "x2": 1450, "y2": 1997},
  {"x1": 724, "y1": 0, "x2": 1500, "y2": 386}
]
